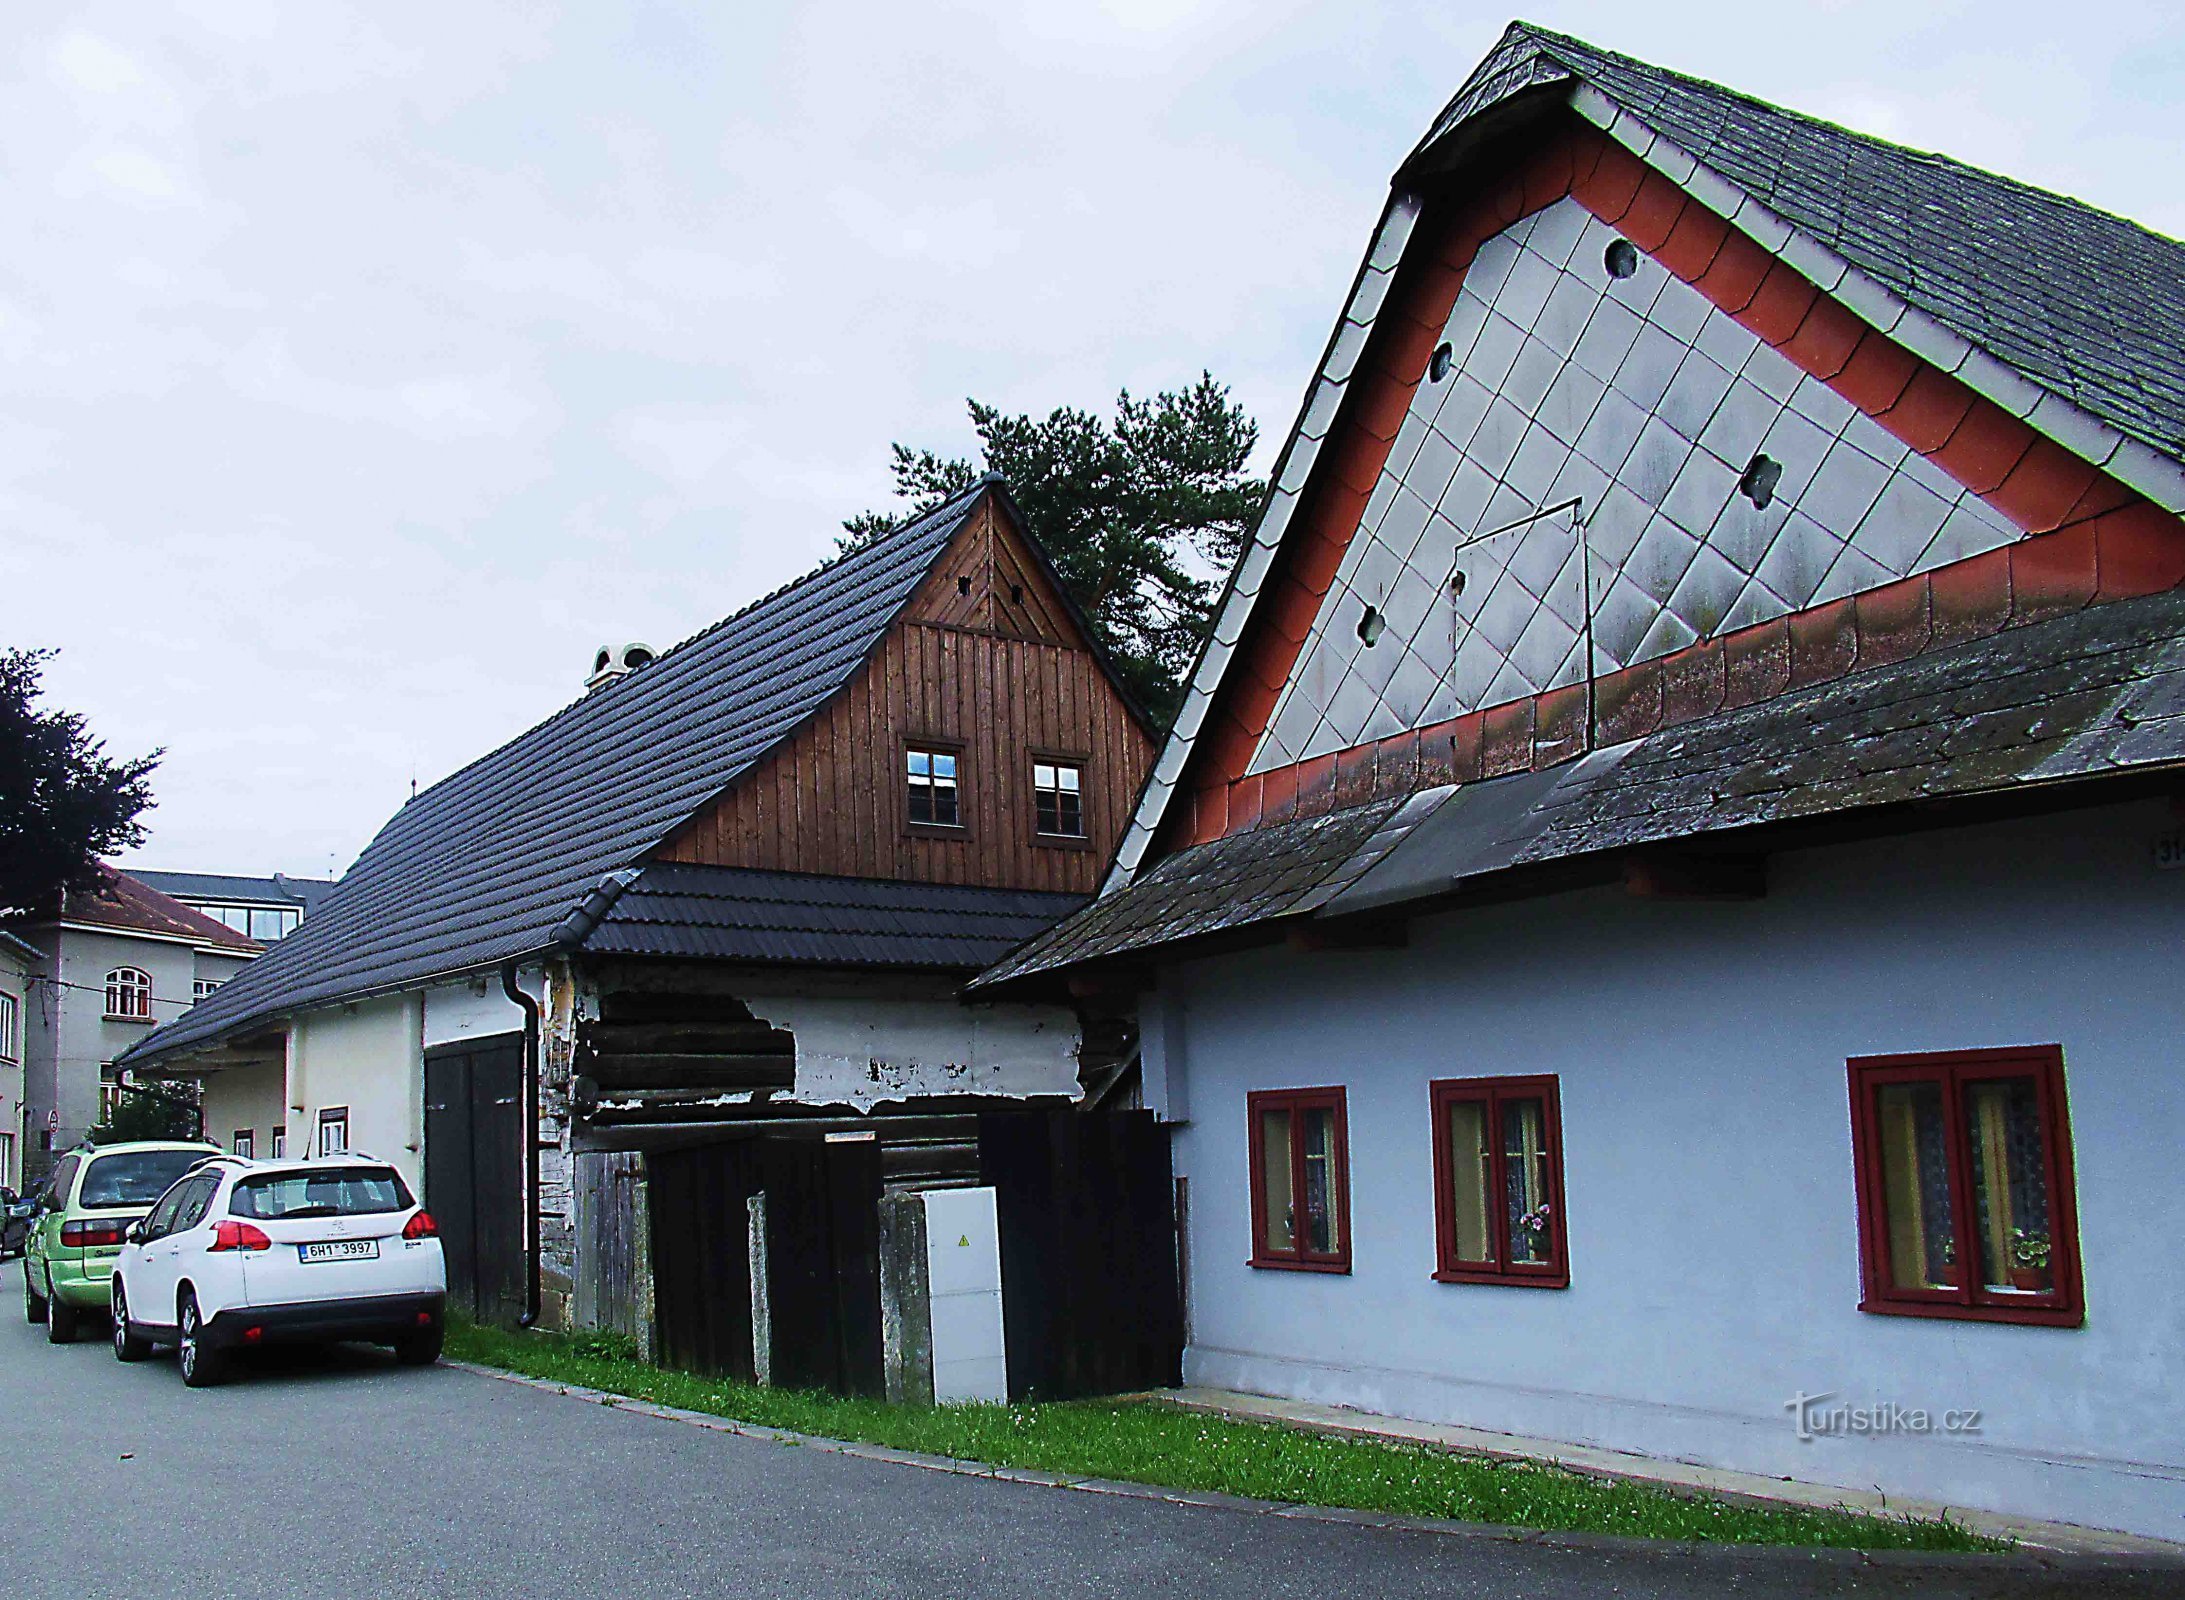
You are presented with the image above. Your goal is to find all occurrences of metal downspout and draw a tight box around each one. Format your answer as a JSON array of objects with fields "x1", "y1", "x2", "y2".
[{"x1": 501, "y1": 962, "x2": 543, "y2": 1328}]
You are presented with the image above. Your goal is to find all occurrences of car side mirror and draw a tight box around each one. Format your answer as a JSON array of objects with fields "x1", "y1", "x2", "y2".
[{"x1": 125, "y1": 1221, "x2": 147, "y2": 1245}]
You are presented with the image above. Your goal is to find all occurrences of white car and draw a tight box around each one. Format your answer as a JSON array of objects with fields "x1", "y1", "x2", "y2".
[{"x1": 109, "y1": 1153, "x2": 447, "y2": 1387}]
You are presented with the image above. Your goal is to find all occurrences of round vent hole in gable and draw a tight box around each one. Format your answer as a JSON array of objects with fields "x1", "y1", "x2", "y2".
[
  {"x1": 1739, "y1": 453, "x2": 1784, "y2": 510},
  {"x1": 1604, "y1": 238, "x2": 1640, "y2": 280},
  {"x1": 1429, "y1": 342, "x2": 1455, "y2": 383}
]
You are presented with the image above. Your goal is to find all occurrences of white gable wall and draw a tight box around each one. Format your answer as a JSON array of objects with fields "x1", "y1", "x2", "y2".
[
  {"x1": 1161, "y1": 799, "x2": 2185, "y2": 1538},
  {"x1": 1254, "y1": 197, "x2": 2022, "y2": 771}
]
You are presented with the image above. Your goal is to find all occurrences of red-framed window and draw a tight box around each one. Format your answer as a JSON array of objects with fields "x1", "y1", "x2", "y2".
[
  {"x1": 1847, "y1": 1046, "x2": 2083, "y2": 1327},
  {"x1": 1247, "y1": 1086, "x2": 1350, "y2": 1272},
  {"x1": 1430, "y1": 1075, "x2": 1569, "y2": 1287}
]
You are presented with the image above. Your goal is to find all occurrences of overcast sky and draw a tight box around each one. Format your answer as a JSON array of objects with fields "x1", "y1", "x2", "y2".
[{"x1": 7, "y1": 1, "x2": 2180, "y2": 880}]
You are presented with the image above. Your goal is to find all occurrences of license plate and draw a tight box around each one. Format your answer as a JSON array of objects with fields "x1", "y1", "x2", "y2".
[{"x1": 298, "y1": 1239, "x2": 380, "y2": 1264}]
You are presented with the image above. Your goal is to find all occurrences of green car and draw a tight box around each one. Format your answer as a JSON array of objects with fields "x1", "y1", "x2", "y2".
[{"x1": 24, "y1": 1141, "x2": 219, "y2": 1344}]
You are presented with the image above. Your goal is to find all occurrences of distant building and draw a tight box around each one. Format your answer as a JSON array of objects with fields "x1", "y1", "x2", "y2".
[
  {"x1": 0, "y1": 931, "x2": 38, "y2": 1193},
  {"x1": 132, "y1": 870, "x2": 336, "y2": 945},
  {"x1": 7, "y1": 869, "x2": 261, "y2": 1178}
]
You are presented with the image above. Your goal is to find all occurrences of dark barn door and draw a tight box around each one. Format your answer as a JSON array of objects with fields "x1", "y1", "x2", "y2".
[
  {"x1": 645, "y1": 1136, "x2": 885, "y2": 1395},
  {"x1": 759, "y1": 1137, "x2": 885, "y2": 1397},
  {"x1": 646, "y1": 1140, "x2": 767, "y2": 1380},
  {"x1": 980, "y1": 1108, "x2": 1182, "y2": 1401},
  {"x1": 423, "y1": 1035, "x2": 525, "y2": 1325}
]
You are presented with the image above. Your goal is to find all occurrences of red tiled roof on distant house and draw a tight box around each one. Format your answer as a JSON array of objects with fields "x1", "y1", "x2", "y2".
[{"x1": 62, "y1": 868, "x2": 264, "y2": 955}]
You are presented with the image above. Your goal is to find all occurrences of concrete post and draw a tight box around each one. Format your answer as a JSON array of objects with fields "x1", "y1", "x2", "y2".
[
  {"x1": 879, "y1": 1191, "x2": 933, "y2": 1405},
  {"x1": 746, "y1": 1191, "x2": 771, "y2": 1386}
]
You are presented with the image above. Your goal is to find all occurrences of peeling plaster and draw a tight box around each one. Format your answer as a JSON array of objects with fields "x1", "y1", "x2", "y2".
[{"x1": 745, "y1": 996, "x2": 1082, "y2": 1112}]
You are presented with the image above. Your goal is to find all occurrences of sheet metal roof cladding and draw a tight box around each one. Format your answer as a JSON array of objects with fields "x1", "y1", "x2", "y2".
[
  {"x1": 126, "y1": 485, "x2": 990, "y2": 1066},
  {"x1": 1419, "y1": 24, "x2": 2185, "y2": 465}
]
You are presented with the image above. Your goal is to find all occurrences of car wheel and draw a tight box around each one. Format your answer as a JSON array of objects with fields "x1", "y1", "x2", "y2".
[
  {"x1": 177, "y1": 1292, "x2": 226, "y2": 1388},
  {"x1": 394, "y1": 1326, "x2": 444, "y2": 1367},
  {"x1": 23, "y1": 1268, "x2": 47, "y2": 1325},
  {"x1": 111, "y1": 1282, "x2": 152, "y2": 1362},
  {"x1": 46, "y1": 1284, "x2": 79, "y2": 1344}
]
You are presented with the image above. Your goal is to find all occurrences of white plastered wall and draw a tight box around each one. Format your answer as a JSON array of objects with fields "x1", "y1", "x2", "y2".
[{"x1": 288, "y1": 994, "x2": 426, "y2": 1191}]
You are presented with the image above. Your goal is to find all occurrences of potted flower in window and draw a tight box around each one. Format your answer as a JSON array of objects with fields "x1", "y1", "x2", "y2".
[
  {"x1": 1515, "y1": 1202, "x2": 1552, "y2": 1262},
  {"x1": 2008, "y1": 1228, "x2": 2053, "y2": 1292}
]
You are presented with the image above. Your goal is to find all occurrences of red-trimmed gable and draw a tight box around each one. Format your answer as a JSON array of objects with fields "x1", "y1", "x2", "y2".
[{"x1": 1152, "y1": 114, "x2": 2184, "y2": 860}]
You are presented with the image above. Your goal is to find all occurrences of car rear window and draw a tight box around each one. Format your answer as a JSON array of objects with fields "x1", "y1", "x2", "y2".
[
  {"x1": 79, "y1": 1150, "x2": 213, "y2": 1210},
  {"x1": 230, "y1": 1167, "x2": 415, "y2": 1220}
]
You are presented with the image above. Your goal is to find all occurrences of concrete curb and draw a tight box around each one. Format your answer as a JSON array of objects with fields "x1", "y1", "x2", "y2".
[{"x1": 442, "y1": 1359, "x2": 2184, "y2": 1577}]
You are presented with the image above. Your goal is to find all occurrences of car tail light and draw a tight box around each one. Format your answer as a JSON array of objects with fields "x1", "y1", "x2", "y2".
[
  {"x1": 60, "y1": 1219, "x2": 130, "y2": 1248},
  {"x1": 209, "y1": 1220, "x2": 273, "y2": 1252},
  {"x1": 402, "y1": 1210, "x2": 438, "y2": 1241}
]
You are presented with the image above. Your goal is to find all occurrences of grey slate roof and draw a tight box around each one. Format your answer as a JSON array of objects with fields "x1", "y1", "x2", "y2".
[
  {"x1": 132, "y1": 871, "x2": 336, "y2": 911},
  {"x1": 1420, "y1": 22, "x2": 2185, "y2": 464},
  {"x1": 126, "y1": 486, "x2": 988, "y2": 1065},
  {"x1": 978, "y1": 588, "x2": 2185, "y2": 987},
  {"x1": 583, "y1": 863, "x2": 1085, "y2": 970}
]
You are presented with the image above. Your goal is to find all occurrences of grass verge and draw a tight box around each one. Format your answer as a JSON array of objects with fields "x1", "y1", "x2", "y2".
[{"x1": 446, "y1": 1319, "x2": 2004, "y2": 1553}]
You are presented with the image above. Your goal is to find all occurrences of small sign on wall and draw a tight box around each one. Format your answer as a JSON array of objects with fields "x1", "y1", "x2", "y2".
[{"x1": 2155, "y1": 830, "x2": 2185, "y2": 870}]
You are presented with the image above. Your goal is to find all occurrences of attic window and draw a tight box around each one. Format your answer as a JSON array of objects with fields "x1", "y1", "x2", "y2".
[
  {"x1": 1357, "y1": 605, "x2": 1386, "y2": 647},
  {"x1": 1739, "y1": 453, "x2": 1784, "y2": 510},
  {"x1": 957, "y1": 575, "x2": 972, "y2": 595},
  {"x1": 1010, "y1": 583, "x2": 1024, "y2": 604},
  {"x1": 1429, "y1": 342, "x2": 1455, "y2": 383},
  {"x1": 1449, "y1": 569, "x2": 1468, "y2": 599},
  {"x1": 1604, "y1": 238, "x2": 1639, "y2": 280}
]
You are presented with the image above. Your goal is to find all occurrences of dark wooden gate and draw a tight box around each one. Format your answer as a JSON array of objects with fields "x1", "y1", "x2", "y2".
[
  {"x1": 646, "y1": 1136, "x2": 884, "y2": 1395},
  {"x1": 422, "y1": 1034, "x2": 525, "y2": 1325},
  {"x1": 646, "y1": 1140, "x2": 767, "y2": 1379},
  {"x1": 979, "y1": 1108, "x2": 1182, "y2": 1401},
  {"x1": 757, "y1": 1137, "x2": 885, "y2": 1397}
]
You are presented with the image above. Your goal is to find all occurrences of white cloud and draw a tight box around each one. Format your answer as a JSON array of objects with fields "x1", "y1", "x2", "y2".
[{"x1": 48, "y1": 31, "x2": 145, "y2": 94}]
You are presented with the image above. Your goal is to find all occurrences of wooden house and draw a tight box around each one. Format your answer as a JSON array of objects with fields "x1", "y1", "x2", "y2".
[{"x1": 125, "y1": 478, "x2": 1157, "y2": 1355}]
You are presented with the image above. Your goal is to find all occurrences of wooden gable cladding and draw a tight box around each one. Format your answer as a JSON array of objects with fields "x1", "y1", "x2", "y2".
[
  {"x1": 658, "y1": 490, "x2": 1154, "y2": 895},
  {"x1": 909, "y1": 492, "x2": 1071, "y2": 644}
]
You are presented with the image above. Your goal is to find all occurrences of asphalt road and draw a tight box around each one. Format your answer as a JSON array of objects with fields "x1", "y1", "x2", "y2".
[{"x1": 0, "y1": 1261, "x2": 2167, "y2": 1600}]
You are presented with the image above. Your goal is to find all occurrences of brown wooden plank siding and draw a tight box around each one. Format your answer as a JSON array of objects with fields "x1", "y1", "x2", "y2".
[{"x1": 658, "y1": 492, "x2": 1154, "y2": 895}]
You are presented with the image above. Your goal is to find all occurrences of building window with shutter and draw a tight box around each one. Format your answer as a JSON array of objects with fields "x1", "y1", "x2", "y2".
[
  {"x1": 1431, "y1": 1076, "x2": 1569, "y2": 1288},
  {"x1": 1848, "y1": 1046, "x2": 2082, "y2": 1326},
  {"x1": 1248, "y1": 1086, "x2": 1350, "y2": 1272}
]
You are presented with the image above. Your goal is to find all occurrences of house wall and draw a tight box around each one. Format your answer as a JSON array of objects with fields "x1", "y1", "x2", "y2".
[
  {"x1": 289, "y1": 995, "x2": 425, "y2": 1190},
  {"x1": 199, "y1": 1060, "x2": 286, "y2": 1157},
  {"x1": 659, "y1": 498, "x2": 1157, "y2": 896},
  {"x1": 0, "y1": 946, "x2": 31, "y2": 1192},
  {"x1": 1155, "y1": 798, "x2": 2185, "y2": 1539},
  {"x1": 28, "y1": 928, "x2": 204, "y2": 1160}
]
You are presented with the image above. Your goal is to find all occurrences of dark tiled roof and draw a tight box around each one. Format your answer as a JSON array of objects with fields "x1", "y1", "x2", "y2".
[
  {"x1": 50, "y1": 869, "x2": 263, "y2": 954},
  {"x1": 981, "y1": 588, "x2": 2185, "y2": 986},
  {"x1": 1416, "y1": 22, "x2": 2185, "y2": 465},
  {"x1": 125, "y1": 487, "x2": 987, "y2": 1064},
  {"x1": 132, "y1": 871, "x2": 337, "y2": 911},
  {"x1": 583, "y1": 863, "x2": 1085, "y2": 970}
]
